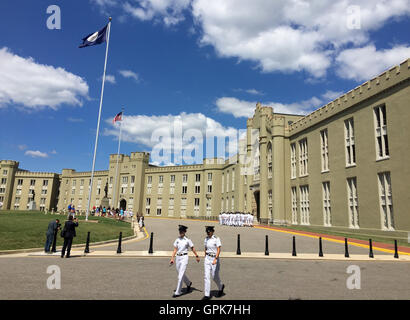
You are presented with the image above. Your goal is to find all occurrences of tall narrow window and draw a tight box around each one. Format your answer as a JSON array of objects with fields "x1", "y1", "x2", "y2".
[
  {"x1": 320, "y1": 129, "x2": 329, "y2": 172},
  {"x1": 322, "y1": 182, "x2": 331, "y2": 226},
  {"x1": 290, "y1": 143, "x2": 296, "y2": 179},
  {"x1": 347, "y1": 177, "x2": 359, "y2": 228},
  {"x1": 268, "y1": 143, "x2": 272, "y2": 179},
  {"x1": 298, "y1": 139, "x2": 308, "y2": 177},
  {"x1": 299, "y1": 185, "x2": 310, "y2": 225},
  {"x1": 374, "y1": 105, "x2": 389, "y2": 159},
  {"x1": 378, "y1": 172, "x2": 394, "y2": 230},
  {"x1": 221, "y1": 173, "x2": 224, "y2": 193},
  {"x1": 291, "y1": 187, "x2": 297, "y2": 224},
  {"x1": 345, "y1": 118, "x2": 356, "y2": 166},
  {"x1": 231, "y1": 170, "x2": 235, "y2": 190}
]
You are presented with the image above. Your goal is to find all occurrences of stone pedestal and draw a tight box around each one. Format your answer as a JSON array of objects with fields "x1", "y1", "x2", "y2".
[
  {"x1": 28, "y1": 201, "x2": 37, "y2": 211},
  {"x1": 101, "y1": 197, "x2": 110, "y2": 209}
]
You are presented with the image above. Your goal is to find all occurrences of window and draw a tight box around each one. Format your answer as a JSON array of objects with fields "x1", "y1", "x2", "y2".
[
  {"x1": 347, "y1": 177, "x2": 359, "y2": 228},
  {"x1": 298, "y1": 139, "x2": 308, "y2": 177},
  {"x1": 110, "y1": 177, "x2": 113, "y2": 183},
  {"x1": 374, "y1": 105, "x2": 389, "y2": 159},
  {"x1": 182, "y1": 186, "x2": 187, "y2": 194},
  {"x1": 195, "y1": 185, "x2": 200, "y2": 194},
  {"x1": 72, "y1": 180, "x2": 76, "y2": 187},
  {"x1": 131, "y1": 176, "x2": 135, "y2": 183},
  {"x1": 231, "y1": 196, "x2": 234, "y2": 210},
  {"x1": 159, "y1": 175, "x2": 163, "y2": 184},
  {"x1": 170, "y1": 186, "x2": 175, "y2": 195},
  {"x1": 147, "y1": 176, "x2": 152, "y2": 184},
  {"x1": 156, "y1": 208, "x2": 162, "y2": 216},
  {"x1": 158, "y1": 186, "x2": 163, "y2": 194},
  {"x1": 170, "y1": 175, "x2": 175, "y2": 183},
  {"x1": 231, "y1": 170, "x2": 235, "y2": 190},
  {"x1": 146, "y1": 208, "x2": 150, "y2": 215},
  {"x1": 291, "y1": 187, "x2": 297, "y2": 224},
  {"x1": 122, "y1": 176, "x2": 128, "y2": 184},
  {"x1": 41, "y1": 189, "x2": 47, "y2": 195},
  {"x1": 299, "y1": 186, "x2": 310, "y2": 225},
  {"x1": 80, "y1": 179, "x2": 84, "y2": 186},
  {"x1": 2, "y1": 170, "x2": 7, "y2": 175},
  {"x1": 345, "y1": 118, "x2": 356, "y2": 166},
  {"x1": 226, "y1": 171, "x2": 229, "y2": 192},
  {"x1": 322, "y1": 182, "x2": 331, "y2": 226},
  {"x1": 222, "y1": 174, "x2": 224, "y2": 193},
  {"x1": 268, "y1": 143, "x2": 272, "y2": 179},
  {"x1": 208, "y1": 173, "x2": 212, "y2": 181},
  {"x1": 195, "y1": 174, "x2": 201, "y2": 182},
  {"x1": 17, "y1": 179, "x2": 23, "y2": 186},
  {"x1": 1, "y1": 178, "x2": 6, "y2": 185},
  {"x1": 194, "y1": 198, "x2": 200, "y2": 206},
  {"x1": 320, "y1": 129, "x2": 329, "y2": 172},
  {"x1": 378, "y1": 172, "x2": 394, "y2": 230},
  {"x1": 146, "y1": 198, "x2": 151, "y2": 206},
  {"x1": 182, "y1": 174, "x2": 188, "y2": 183},
  {"x1": 147, "y1": 187, "x2": 151, "y2": 194},
  {"x1": 15, "y1": 197, "x2": 20, "y2": 204},
  {"x1": 207, "y1": 185, "x2": 212, "y2": 193}
]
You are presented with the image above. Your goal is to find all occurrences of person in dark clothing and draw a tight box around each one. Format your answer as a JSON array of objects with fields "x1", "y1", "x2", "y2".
[
  {"x1": 61, "y1": 215, "x2": 79, "y2": 258},
  {"x1": 45, "y1": 219, "x2": 60, "y2": 253}
]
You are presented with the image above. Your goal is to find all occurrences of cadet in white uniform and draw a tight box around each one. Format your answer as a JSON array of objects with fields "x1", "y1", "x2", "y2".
[
  {"x1": 170, "y1": 225, "x2": 200, "y2": 298},
  {"x1": 203, "y1": 226, "x2": 225, "y2": 300}
]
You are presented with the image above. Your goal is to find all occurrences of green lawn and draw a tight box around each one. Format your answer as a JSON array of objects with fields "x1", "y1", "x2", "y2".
[
  {"x1": 0, "y1": 211, "x2": 133, "y2": 251},
  {"x1": 272, "y1": 224, "x2": 410, "y2": 248}
]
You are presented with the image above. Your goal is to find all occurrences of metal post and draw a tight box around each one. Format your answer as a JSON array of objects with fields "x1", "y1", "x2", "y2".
[
  {"x1": 344, "y1": 238, "x2": 349, "y2": 258},
  {"x1": 369, "y1": 239, "x2": 374, "y2": 258},
  {"x1": 319, "y1": 237, "x2": 323, "y2": 257},
  {"x1": 148, "y1": 232, "x2": 154, "y2": 254},
  {"x1": 292, "y1": 236, "x2": 297, "y2": 256},
  {"x1": 236, "y1": 234, "x2": 241, "y2": 255},
  {"x1": 85, "y1": 18, "x2": 112, "y2": 221},
  {"x1": 84, "y1": 232, "x2": 90, "y2": 254},
  {"x1": 265, "y1": 235, "x2": 269, "y2": 256},
  {"x1": 116, "y1": 231, "x2": 122, "y2": 254},
  {"x1": 394, "y1": 240, "x2": 399, "y2": 259}
]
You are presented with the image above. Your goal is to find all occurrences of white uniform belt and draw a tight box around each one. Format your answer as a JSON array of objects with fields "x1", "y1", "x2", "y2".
[{"x1": 176, "y1": 253, "x2": 188, "y2": 256}]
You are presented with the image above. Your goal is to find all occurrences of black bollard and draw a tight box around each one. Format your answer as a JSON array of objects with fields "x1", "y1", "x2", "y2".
[
  {"x1": 265, "y1": 235, "x2": 269, "y2": 256},
  {"x1": 236, "y1": 234, "x2": 241, "y2": 255},
  {"x1": 84, "y1": 232, "x2": 90, "y2": 254},
  {"x1": 394, "y1": 240, "x2": 399, "y2": 259},
  {"x1": 51, "y1": 229, "x2": 58, "y2": 253},
  {"x1": 148, "y1": 232, "x2": 154, "y2": 254},
  {"x1": 344, "y1": 238, "x2": 349, "y2": 258},
  {"x1": 117, "y1": 232, "x2": 122, "y2": 254},
  {"x1": 318, "y1": 237, "x2": 323, "y2": 257},
  {"x1": 292, "y1": 236, "x2": 297, "y2": 256},
  {"x1": 369, "y1": 239, "x2": 374, "y2": 258}
]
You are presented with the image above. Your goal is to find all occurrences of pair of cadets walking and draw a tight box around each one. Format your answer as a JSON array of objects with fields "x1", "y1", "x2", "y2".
[{"x1": 170, "y1": 225, "x2": 225, "y2": 300}]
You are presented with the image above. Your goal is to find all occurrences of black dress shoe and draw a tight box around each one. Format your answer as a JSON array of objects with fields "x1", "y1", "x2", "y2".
[
  {"x1": 172, "y1": 293, "x2": 181, "y2": 298},
  {"x1": 217, "y1": 284, "x2": 225, "y2": 297},
  {"x1": 187, "y1": 282, "x2": 192, "y2": 292},
  {"x1": 202, "y1": 296, "x2": 211, "y2": 300}
]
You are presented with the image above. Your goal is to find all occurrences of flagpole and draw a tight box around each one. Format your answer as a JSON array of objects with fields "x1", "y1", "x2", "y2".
[
  {"x1": 86, "y1": 17, "x2": 112, "y2": 221},
  {"x1": 112, "y1": 108, "x2": 124, "y2": 210}
]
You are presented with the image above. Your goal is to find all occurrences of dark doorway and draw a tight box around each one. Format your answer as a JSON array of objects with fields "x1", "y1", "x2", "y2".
[
  {"x1": 254, "y1": 191, "x2": 260, "y2": 222},
  {"x1": 119, "y1": 199, "x2": 127, "y2": 211}
]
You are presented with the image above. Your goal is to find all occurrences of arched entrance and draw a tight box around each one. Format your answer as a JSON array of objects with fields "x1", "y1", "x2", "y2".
[
  {"x1": 252, "y1": 191, "x2": 260, "y2": 222},
  {"x1": 119, "y1": 199, "x2": 127, "y2": 210}
]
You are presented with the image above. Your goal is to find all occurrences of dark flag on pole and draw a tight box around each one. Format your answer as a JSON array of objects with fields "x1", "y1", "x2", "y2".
[
  {"x1": 113, "y1": 111, "x2": 123, "y2": 124},
  {"x1": 79, "y1": 24, "x2": 108, "y2": 48}
]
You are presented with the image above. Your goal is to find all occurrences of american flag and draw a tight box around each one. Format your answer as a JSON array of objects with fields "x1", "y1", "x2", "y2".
[{"x1": 112, "y1": 111, "x2": 123, "y2": 124}]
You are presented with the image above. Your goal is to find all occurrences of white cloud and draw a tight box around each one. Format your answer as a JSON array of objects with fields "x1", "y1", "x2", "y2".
[
  {"x1": 0, "y1": 47, "x2": 89, "y2": 110},
  {"x1": 336, "y1": 45, "x2": 410, "y2": 81},
  {"x1": 18, "y1": 144, "x2": 27, "y2": 151},
  {"x1": 105, "y1": 112, "x2": 243, "y2": 164},
  {"x1": 245, "y1": 89, "x2": 264, "y2": 95},
  {"x1": 216, "y1": 91, "x2": 346, "y2": 118},
  {"x1": 118, "y1": 69, "x2": 140, "y2": 82},
  {"x1": 191, "y1": 0, "x2": 410, "y2": 78},
  {"x1": 67, "y1": 117, "x2": 85, "y2": 123},
  {"x1": 50, "y1": 150, "x2": 57, "y2": 155},
  {"x1": 24, "y1": 150, "x2": 49, "y2": 158},
  {"x1": 123, "y1": 0, "x2": 191, "y2": 26},
  {"x1": 104, "y1": 74, "x2": 116, "y2": 84}
]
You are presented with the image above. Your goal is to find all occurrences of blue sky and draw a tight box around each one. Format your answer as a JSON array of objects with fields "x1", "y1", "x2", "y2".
[{"x1": 1, "y1": 0, "x2": 410, "y2": 172}]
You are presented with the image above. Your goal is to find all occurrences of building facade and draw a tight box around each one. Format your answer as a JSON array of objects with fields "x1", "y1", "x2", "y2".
[{"x1": 1, "y1": 59, "x2": 409, "y2": 234}]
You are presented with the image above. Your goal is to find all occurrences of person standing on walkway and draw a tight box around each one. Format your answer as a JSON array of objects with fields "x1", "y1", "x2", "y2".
[
  {"x1": 203, "y1": 226, "x2": 225, "y2": 300},
  {"x1": 169, "y1": 225, "x2": 200, "y2": 298},
  {"x1": 61, "y1": 215, "x2": 79, "y2": 258},
  {"x1": 44, "y1": 219, "x2": 59, "y2": 253}
]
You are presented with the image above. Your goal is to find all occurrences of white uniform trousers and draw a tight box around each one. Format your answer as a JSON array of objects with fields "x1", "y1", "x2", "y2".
[
  {"x1": 204, "y1": 255, "x2": 223, "y2": 297},
  {"x1": 175, "y1": 255, "x2": 191, "y2": 295}
]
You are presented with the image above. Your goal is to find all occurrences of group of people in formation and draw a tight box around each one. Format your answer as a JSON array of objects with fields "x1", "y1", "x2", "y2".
[
  {"x1": 218, "y1": 212, "x2": 255, "y2": 227},
  {"x1": 170, "y1": 225, "x2": 224, "y2": 300}
]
